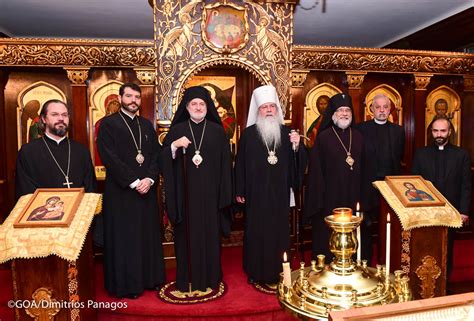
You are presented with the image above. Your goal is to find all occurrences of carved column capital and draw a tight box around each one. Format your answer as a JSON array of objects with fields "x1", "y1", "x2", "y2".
[
  {"x1": 134, "y1": 68, "x2": 156, "y2": 86},
  {"x1": 413, "y1": 73, "x2": 433, "y2": 91},
  {"x1": 463, "y1": 76, "x2": 474, "y2": 92},
  {"x1": 291, "y1": 70, "x2": 309, "y2": 88},
  {"x1": 64, "y1": 67, "x2": 89, "y2": 85},
  {"x1": 346, "y1": 71, "x2": 366, "y2": 89}
]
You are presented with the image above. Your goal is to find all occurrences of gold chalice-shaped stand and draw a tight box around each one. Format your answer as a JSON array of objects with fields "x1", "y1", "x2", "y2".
[{"x1": 278, "y1": 208, "x2": 411, "y2": 320}]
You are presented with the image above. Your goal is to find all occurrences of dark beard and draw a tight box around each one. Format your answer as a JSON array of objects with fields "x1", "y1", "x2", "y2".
[
  {"x1": 47, "y1": 123, "x2": 68, "y2": 137},
  {"x1": 435, "y1": 136, "x2": 448, "y2": 146}
]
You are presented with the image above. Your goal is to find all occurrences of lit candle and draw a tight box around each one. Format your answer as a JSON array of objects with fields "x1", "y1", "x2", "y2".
[
  {"x1": 333, "y1": 208, "x2": 352, "y2": 222},
  {"x1": 386, "y1": 213, "x2": 391, "y2": 279},
  {"x1": 356, "y1": 202, "x2": 361, "y2": 263},
  {"x1": 282, "y1": 252, "x2": 292, "y2": 287}
]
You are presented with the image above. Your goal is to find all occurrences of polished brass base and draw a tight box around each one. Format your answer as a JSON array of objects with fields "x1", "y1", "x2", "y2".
[{"x1": 278, "y1": 208, "x2": 412, "y2": 320}]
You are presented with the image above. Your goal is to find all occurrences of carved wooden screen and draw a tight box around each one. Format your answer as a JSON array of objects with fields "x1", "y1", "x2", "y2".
[{"x1": 154, "y1": 0, "x2": 296, "y2": 126}]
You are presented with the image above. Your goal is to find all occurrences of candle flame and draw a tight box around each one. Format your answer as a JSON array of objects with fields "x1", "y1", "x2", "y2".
[
  {"x1": 283, "y1": 252, "x2": 287, "y2": 262},
  {"x1": 387, "y1": 213, "x2": 391, "y2": 222},
  {"x1": 356, "y1": 202, "x2": 360, "y2": 211}
]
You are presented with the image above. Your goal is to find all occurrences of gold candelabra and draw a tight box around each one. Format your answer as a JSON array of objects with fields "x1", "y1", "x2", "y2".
[{"x1": 278, "y1": 208, "x2": 411, "y2": 320}]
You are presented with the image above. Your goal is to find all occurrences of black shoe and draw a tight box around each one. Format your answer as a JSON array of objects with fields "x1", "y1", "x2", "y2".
[{"x1": 122, "y1": 293, "x2": 140, "y2": 299}]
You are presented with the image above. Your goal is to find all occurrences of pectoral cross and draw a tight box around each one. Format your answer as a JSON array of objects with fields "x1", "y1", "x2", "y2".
[{"x1": 63, "y1": 176, "x2": 73, "y2": 188}]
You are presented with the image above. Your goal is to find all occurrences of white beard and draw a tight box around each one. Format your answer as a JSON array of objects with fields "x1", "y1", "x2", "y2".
[
  {"x1": 332, "y1": 114, "x2": 352, "y2": 130},
  {"x1": 256, "y1": 115, "x2": 281, "y2": 148}
]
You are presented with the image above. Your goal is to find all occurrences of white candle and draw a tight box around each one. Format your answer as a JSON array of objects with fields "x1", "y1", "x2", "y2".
[
  {"x1": 282, "y1": 252, "x2": 292, "y2": 287},
  {"x1": 386, "y1": 213, "x2": 391, "y2": 279},
  {"x1": 356, "y1": 202, "x2": 361, "y2": 263}
]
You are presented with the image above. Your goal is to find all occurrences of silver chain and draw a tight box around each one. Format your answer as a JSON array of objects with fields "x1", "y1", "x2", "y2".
[{"x1": 42, "y1": 136, "x2": 71, "y2": 183}]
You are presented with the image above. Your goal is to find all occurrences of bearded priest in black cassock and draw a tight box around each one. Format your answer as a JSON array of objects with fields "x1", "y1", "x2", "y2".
[
  {"x1": 97, "y1": 83, "x2": 164, "y2": 299},
  {"x1": 304, "y1": 93, "x2": 367, "y2": 259},
  {"x1": 15, "y1": 99, "x2": 97, "y2": 198},
  {"x1": 161, "y1": 86, "x2": 232, "y2": 292},
  {"x1": 235, "y1": 85, "x2": 307, "y2": 285}
]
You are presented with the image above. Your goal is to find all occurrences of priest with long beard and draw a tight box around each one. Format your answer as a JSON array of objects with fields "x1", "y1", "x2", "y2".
[
  {"x1": 235, "y1": 85, "x2": 307, "y2": 285},
  {"x1": 303, "y1": 93, "x2": 368, "y2": 259}
]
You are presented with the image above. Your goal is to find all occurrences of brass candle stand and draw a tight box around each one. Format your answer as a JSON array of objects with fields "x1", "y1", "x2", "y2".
[{"x1": 278, "y1": 208, "x2": 412, "y2": 320}]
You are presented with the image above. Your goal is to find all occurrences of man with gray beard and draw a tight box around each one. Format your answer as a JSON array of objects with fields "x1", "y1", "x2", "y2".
[
  {"x1": 235, "y1": 85, "x2": 307, "y2": 286},
  {"x1": 304, "y1": 93, "x2": 367, "y2": 259}
]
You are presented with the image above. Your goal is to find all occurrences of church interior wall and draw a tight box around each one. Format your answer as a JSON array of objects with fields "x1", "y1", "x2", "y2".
[{"x1": 0, "y1": 39, "x2": 473, "y2": 248}]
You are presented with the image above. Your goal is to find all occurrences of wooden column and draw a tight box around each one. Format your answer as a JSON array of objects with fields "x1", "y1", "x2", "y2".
[
  {"x1": 64, "y1": 68, "x2": 90, "y2": 146},
  {"x1": 413, "y1": 73, "x2": 432, "y2": 151},
  {"x1": 291, "y1": 70, "x2": 309, "y2": 131},
  {"x1": 134, "y1": 68, "x2": 156, "y2": 126},
  {"x1": 346, "y1": 71, "x2": 366, "y2": 123}
]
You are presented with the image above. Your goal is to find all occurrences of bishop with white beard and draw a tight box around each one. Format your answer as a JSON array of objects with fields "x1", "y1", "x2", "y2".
[
  {"x1": 303, "y1": 93, "x2": 369, "y2": 259},
  {"x1": 235, "y1": 85, "x2": 307, "y2": 285}
]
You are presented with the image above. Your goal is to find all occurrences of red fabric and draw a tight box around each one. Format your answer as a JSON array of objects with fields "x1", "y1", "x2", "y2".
[{"x1": 96, "y1": 247, "x2": 297, "y2": 320}]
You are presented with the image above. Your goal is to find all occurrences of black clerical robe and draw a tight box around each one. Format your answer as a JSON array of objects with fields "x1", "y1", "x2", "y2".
[
  {"x1": 412, "y1": 144, "x2": 471, "y2": 215},
  {"x1": 97, "y1": 111, "x2": 165, "y2": 297},
  {"x1": 303, "y1": 126, "x2": 365, "y2": 258},
  {"x1": 357, "y1": 120, "x2": 405, "y2": 208},
  {"x1": 161, "y1": 120, "x2": 232, "y2": 292},
  {"x1": 235, "y1": 125, "x2": 307, "y2": 284},
  {"x1": 412, "y1": 143, "x2": 471, "y2": 276},
  {"x1": 15, "y1": 136, "x2": 96, "y2": 198}
]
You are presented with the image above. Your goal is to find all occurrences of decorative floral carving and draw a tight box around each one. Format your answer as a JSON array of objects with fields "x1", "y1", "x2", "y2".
[
  {"x1": 65, "y1": 68, "x2": 89, "y2": 85},
  {"x1": 414, "y1": 73, "x2": 432, "y2": 90},
  {"x1": 0, "y1": 38, "x2": 154, "y2": 67},
  {"x1": 292, "y1": 70, "x2": 309, "y2": 88},
  {"x1": 293, "y1": 45, "x2": 474, "y2": 75},
  {"x1": 155, "y1": 0, "x2": 293, "y2": 121},
  {"x1": 346, "y1": 72, "x2": 366, "y2": 89},
  {"x1": 135, "y1": 68, "x2": 156, "y2": 86},
  {"x1": 400, "y1": 230, "x2": 411, "y2": 274}
]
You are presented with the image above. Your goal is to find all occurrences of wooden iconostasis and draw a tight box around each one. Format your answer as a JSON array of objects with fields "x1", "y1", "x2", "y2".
[{"x1": 0, "y1": 41, "x2": 473, "y2": 251}]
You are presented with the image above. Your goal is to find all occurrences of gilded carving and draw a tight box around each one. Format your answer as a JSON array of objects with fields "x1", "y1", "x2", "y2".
[
  {"x1": 0, "y1": 38, "x2": 154, "y2": 67},
  {"x1": 346, "y1": 72, "x2": 366, "y2": 89},
  {"x1": 464, "y1": 76, "x2": 474, "y2": 92},
  {"x1": 400, "y1": 230, "x2": 411, "y2": 275},
  {"x1": 414, "y1": 73, "x2": 432, "y2": 90},
  {"x1": 415, "y1": 255, "x2": 441, "y2": 299},
  {"x1": 68, "y1": 261, "x2": 80, "y2": 321},
  {"x1": 292, "y1": 70, "x2": 309, "y2": 88},
  {"x1": 134, "y1": 68, "x2": 156, "y2": 86},
  {"x1": 293, "y1": 46, "x2": 474, "y2": 75},
  {"x1": 25, "y1": 287, "x2": 60, "y2": 321},
  {"x1": 65, "y1": 68, "x2": 89, "y2": 85},
  {"x1": 155, "y1": 0, "x2": 293, "y2": 122}
]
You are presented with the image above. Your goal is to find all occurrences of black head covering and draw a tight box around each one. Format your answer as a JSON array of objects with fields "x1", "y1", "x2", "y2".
[
  {"x1": 171, "y1": 86, "x2": 222, "y2": 126},
  {"x1": 317, "y1": 93, "x2": 354, "y2": 135}
]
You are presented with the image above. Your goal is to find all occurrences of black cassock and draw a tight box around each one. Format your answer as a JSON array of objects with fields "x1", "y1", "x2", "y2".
[
  {"x1": 97, "y1": 112, "x2": 165, "y2": 297},
  {"x1": 303, "y1": 126, "x2": 366, "y2": 258},
  {"x1": 15, "y1": 136, "x2": 97, "y2": 198},
  {"x1": 161, "y1": 120, "x2": 232, "y2": 292},
  {"x1": 235, "y1": 125, "x2": 307, "y2": 284}
]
